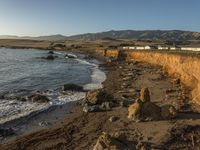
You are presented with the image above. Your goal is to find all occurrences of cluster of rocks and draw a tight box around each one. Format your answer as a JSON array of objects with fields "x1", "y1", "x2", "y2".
[
  {"x1": 82, "y1": 90, "x2": 115, "y2": 113},
  {"x1": 41, "y1": 51, "x2": 58, "y2": 60},
  {"x1": 128, "y1": 88, "x2": 177, "y2": 121},
  {"x1": 93, "y1": 130, "x2": 150, "y2": 150}
]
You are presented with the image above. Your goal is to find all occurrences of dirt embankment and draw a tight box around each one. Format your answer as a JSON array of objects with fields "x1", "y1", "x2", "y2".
[{"x1": 98, "y1": 49, "x2": 200, "y2": 110}]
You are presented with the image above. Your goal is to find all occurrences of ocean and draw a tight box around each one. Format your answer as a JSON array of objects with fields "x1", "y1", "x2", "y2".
[{"x1": 0, "y1": 48, "x2": 106, "y2": 124}]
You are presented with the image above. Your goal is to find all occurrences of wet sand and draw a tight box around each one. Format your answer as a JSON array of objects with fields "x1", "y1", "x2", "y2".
[
  {"x1": 0, "y1": 101, "x2": 76, "y2": 144},
  {"x1": 1, "y1": 57, "x2": 200, "y2": 150}
]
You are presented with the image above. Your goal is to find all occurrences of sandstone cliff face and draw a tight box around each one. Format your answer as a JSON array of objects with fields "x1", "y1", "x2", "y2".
[
  {"x1": 96, "y1": 49, "x2": 200, "y2": 106},
  {"x1": 105, "y1": 49, "x2": 119, "y2": 58},
  {"x1": 122, "y1": 51, "x2": 200, "y2": 106}
]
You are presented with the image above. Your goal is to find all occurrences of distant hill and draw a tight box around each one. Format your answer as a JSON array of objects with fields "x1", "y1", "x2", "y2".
[
  {"x1": 68, "y1": 30, "x2": 200, "y2": 41},
  {"x1": 1, "y1": 30, "x2": 200, "y2": 41},
  {"x1": 0, "y1": 34, "x2": 68, "y2": 41}
]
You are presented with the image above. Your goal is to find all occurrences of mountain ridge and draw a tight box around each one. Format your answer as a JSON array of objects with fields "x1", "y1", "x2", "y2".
[{"x1": 0, "y1": 30, "x2": 200, "y2": 41}]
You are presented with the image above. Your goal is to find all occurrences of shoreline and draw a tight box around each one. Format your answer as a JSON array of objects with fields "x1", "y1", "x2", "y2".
[
  {"x1": 0, "y1": 48, "x2": 107, "y2": 143},
  {"x1": 0, "y1": 47, "x2": 200, "y2": 149}
]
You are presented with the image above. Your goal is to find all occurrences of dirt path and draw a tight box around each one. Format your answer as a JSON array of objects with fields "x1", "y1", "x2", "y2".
[{"x1": 1, "y1": 60, "x2": 200, "y2": 150}]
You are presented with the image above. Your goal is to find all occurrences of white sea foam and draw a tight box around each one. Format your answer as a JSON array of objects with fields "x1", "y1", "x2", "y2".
[
  {"x1": 54, "y1": 51, "x2": 63, "y2": 55},
  {"x1": 84, "y1": 67, "x2": 106, "y2": 90},
  {"x1": 76, "y1": 58, "x2": 106, "y2": 90},
  {"x1": 0, "y1": 91, "x2": 86, "y2": 124},
  {"x1": 0, "y1": 99, "x2": 48, "y2": 124},
  {"x1": 75, "y1": 58, "x2": 98, "y2": 67}
]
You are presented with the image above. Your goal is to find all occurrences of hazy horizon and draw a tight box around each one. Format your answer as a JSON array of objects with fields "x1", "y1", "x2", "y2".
[{"x1": 0, "y1": 0, "x2": 200, "y2": 36}]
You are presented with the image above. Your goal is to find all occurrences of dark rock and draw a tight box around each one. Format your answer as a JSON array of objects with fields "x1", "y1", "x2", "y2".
[
  {"x1": 83, "y1": 105, "x2": 101, "y2": 113},
  {"x1": 109, "y1": 116, "x2": 119, "y2": 122},
  {"x1": 62, "y1": 83, "x2": 83, "y2": 92},
  {"x1": 48, "y1": 50, "x2": 54, "y2": 54},
  {"x1": 100, "y1": 102, "x2": 112, "y2": 111},
  {"x1": 120, "y1": 99, "x2": 132, "y2": 107},
  {"x1": 161, "y1": 104, "x2": 177, "y2": 119},
  {"x1": 46, "y1": 55, "x2": 55, "y2": 60},
  {"x1": 140, "y1": 102, "x2": 161, "y2": 120},
  {"x1": 0, "y1": 128, "x2": 15, "y2": 137},
  {"x1": 31, "y1": 94, "x2": 50, "y2": 103}
]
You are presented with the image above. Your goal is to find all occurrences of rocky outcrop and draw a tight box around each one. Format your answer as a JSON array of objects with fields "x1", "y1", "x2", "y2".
[
  {"x1": 85, "y1": 90, "x2": 113, "y2": 105},
  {"x1": 93, "y1": 130, "x2": 151, "y2": 150},
  {"x1": 93, "y1": 132, "x2": 127, "y2": 150},
  {"x1": 62, "y1": 83, "x2": 83, "y2": 92},
  {"x1": 128, "y1": 88, "x2": 176, "y2": 121},
  {"x1": 140, "y1": 88, "x2": 150, "y2": 102},
  {"x1": 104, "y1": 49, "x2": 119, "y2": 58},
  {"x1": 128, "y1": 99, "x2": 142, "y2": 120}
]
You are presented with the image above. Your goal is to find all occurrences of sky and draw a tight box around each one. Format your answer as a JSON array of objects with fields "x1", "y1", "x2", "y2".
[{"x1": 0, "y1": 0, "x2": 199, "y2": 36}]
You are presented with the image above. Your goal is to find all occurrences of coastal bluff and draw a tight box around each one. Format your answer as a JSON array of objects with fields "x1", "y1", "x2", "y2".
[{"x1": 95, "y1": 49, "x2": 200, "y2": 108}]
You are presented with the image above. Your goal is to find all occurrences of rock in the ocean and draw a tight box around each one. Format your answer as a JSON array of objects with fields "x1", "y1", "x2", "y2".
[
  {"x1": 46, "y1": 55, "x2": 55, "y2": 60},
  {"x1": 161, "y1": 104, "x2": 177, "y2": 119},
  {"x1": 48, "y1": 50, "x2": 54, "y2": 54},
  {"x1": 85, "y1": 90, "x2": 113, "y2": 105},
  {"x1": 62, "y1": 83, "x2": 83, "y2": 92},
  {"x1": 93, "y1": 132, "x2": 127, "y2": 150},
  {"x1": 140, "y1": 88, "x2": 150, "y2": 102},
  {"x1": 31, "y1": 94, "x2": 50, "y2": 103}
]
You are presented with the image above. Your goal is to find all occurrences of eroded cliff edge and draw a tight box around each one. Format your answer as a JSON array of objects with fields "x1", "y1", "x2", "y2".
[{"x1": 97, "y1": 49, "x2": 200, "y2": 109}]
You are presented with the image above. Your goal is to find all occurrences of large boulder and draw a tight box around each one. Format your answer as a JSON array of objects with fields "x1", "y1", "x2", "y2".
[
  {"x1": 128, "y1": 99, "x2": 142, "y2": 120},
  {"x1": 140, "y1": 88, "x2": 150, "y2": 102},
  {"x1": 31, "y1": 94, "x2": 50, "y2": 103},
  {"x1": 140, "y1": 102, "x2": 161, "y2": 120},
  {"x1": 46, "y1": 55, "x2": 55, "y2": 60},
  {"x1": 62, "y1": 83, "x2": 83, "y2": 92},
  {"x1": 93, "y1": 132, "x2": 127, "y2": 150},
  {"x1": 161, "y1": 104, "x2": 177, "y2": 119},
  {"x1": 48, "y1": 50, "x2": 54, "y2": 54},
  {"x1": 85, "y1": 90, "x2": 113, "y2": 105}
]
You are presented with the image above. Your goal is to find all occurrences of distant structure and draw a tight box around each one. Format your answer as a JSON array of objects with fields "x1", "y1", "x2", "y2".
[
  {"x1": 121, "y1": 45, "x2": 200, "y2": 52},
  {"x1": 181, "y1": 46, "x2": 200, "y2": 51},
  {"x1": 157, "y1": 45, "x2": 168, "y2": 50},
  {"x1": 122, "y1": 45, "x2": 151, "y2": 50}
]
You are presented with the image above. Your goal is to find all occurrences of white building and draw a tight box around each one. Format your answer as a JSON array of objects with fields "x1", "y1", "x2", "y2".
[
  {"x1": 135, "y1": 46, "x2": 145, "y2": 50},
  {"x1": 144, "y1": 46, "x2": 151, "y2": 50},
  {"x1": 122, "y1": 45, "x2": 152, "y2": 50},
  {"x1": 122, "y1": 46, "x2": 135, "y2": 50},
  {"x1": 181, "y1": 47, "x2": 200, "y2": 51},
  {"x1": 170, "y1": 47, "x2": 176, "y2": 50},
  {"x1": 157, "y1": 45, "x2": 168, "y2": 50}
]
